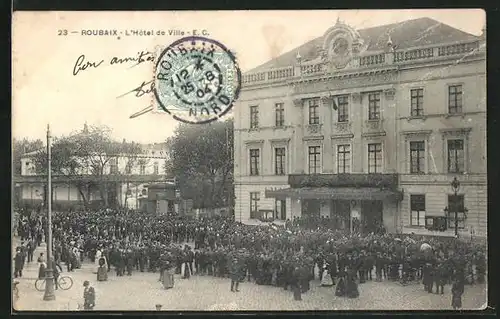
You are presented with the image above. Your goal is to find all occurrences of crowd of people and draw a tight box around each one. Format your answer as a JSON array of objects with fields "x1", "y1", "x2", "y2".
[{"x1": 14, "y1": 208, "x2": 486, "y2": 307}]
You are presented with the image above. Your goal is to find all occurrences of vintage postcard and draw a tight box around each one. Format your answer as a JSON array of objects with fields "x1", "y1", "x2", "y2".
[{"x1": 12, "y1": 9, "x2": 487, "y2": 312}]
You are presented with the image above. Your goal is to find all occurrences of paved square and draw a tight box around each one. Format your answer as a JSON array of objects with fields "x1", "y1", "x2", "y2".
[{"x1": 13, "y1": 243, "x2": 486, "y2": 311}]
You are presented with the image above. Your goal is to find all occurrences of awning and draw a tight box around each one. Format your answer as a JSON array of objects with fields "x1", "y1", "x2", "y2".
[{"x1": 265, "y1": 187, "x2": 403, "y2": 201}]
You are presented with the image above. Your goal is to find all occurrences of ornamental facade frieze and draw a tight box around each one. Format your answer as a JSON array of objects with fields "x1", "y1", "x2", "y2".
[{"x1": 289, "y1": 68, "x2": 398, "y2": 96}]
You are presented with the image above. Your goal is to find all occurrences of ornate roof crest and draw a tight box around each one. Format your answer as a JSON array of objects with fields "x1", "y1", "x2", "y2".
[{"x1": 321, "y1": 21, "x2": 367, "y2": 69}]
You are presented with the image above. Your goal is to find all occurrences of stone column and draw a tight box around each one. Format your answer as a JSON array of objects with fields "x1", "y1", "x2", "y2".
[
  {"x1": 321, "y1": 95, "x2": 334, "y2": 173},
  {"x1": 292, "y1": 98, "x2": 305, "y2": 174},
  {"x1": 351, "y1": 92, "x2": 363, "y2": 172},
  {"x1": 383, "y1": 88, "x2": 396, "y2": 172}
]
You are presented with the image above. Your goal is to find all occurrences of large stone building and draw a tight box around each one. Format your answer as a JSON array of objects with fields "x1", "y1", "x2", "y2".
[
  {"x1": 14, "y1": 127, "x2": 172, "y2": 210},
  {"x1": 233, "y1": 17, "x2": 486, "y2": 238}
]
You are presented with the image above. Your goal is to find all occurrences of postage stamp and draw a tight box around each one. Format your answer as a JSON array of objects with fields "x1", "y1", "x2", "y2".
[{"x1": 153, "y1": 36, "x2": 241, "y2": 124}]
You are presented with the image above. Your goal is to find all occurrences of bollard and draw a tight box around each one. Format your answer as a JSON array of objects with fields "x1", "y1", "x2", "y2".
[{"x1": 155, "y1": 304, "x2": 162, "y2": 311}]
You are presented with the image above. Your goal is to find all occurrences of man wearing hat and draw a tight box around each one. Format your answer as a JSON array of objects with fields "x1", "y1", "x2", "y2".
[
  {"x1": 82, "y1": 280, "x2": 96, "y2": 310},
  {"x1": 182, "y1": 245, "x2": 194, "y2": 278},
  {"x1": 230, "y1": 255, "x2": 240, "y2": 292},
  {"x1": 13, "y1": 248, "x2": 25, "y2": 278}
]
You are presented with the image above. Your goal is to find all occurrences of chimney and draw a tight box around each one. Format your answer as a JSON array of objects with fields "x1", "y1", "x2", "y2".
[{"x1": 83, "y1": 122, "x2": 89, "y2": 133}]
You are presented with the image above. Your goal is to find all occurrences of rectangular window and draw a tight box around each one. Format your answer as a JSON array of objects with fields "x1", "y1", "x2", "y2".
[
  {"x1": 275, "y1": 103, "x2": 285, "y2": 127},
  {"x1": 448, "y1": 85, "x2": 463, "y2": 114},
  {"x1": 308, "y1": 146, "x2": 321, "y2": 174},
  {"x1": 368, "y1": 143, "x2": 382, "y2": 173},
  {"x1": 275, "y1": 147, "x2": 286, "y2": 175},
  {"x1": 140, "y1": 163, "x2": 146, "y2": 175},
  {"x1": 250, "y1": 105, "x2": 259, "y2": 128},
  {"x1": 337, "y1": 144, "x2": 351, "y2": 174},
  {"x1": 275, "y1": 199, "x2": 286, "y2": 220},
  {"x1": 250, "y1": 192, "x2": 260, "y2": 219},
  {"x1": 308, "y1": 98, "x2": 320, "y2": 125},
  {"x1": 249, "y1": 149, "x2": 260, "y2": 176},
  {"x1": 368, "y1": 92, "x2": 381, "y2": 120},
  {"x1": 410, "y1": 88, "x2": 424, "y2": 116},
  {"x1": 337, "y1": 95, "x2": 349, "y2": 122},
  {"x1": 447, "y1": 194, "x2": 466, "y2": 229},
  {"x1": 410, "y1": 141, "x2": 425, "y2": 174},
  {"x1": 410, "y1": 194, "x2": 426, "y2": 227},
  {"x1": 125, "y1": 164, "x2": 132, "y2": 174},
  {"x1": 447, "y1": 139, "x2": 465, "y2": 173},
  {"x1": 110, "y1": 158, "x2": 118, "y2": 174},
  {"x1": 153, "y1": 162, "x2": 159, "y2": 175}
]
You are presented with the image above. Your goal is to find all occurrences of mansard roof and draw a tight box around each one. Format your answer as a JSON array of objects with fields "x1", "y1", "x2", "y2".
[{"x1": 248, "y1": 17, "x2": 479, "y2": 73}]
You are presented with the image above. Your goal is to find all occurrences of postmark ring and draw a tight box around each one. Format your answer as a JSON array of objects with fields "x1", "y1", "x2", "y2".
[{"x1": 153, "y1": 36, "x2": 241, "y2": 124}]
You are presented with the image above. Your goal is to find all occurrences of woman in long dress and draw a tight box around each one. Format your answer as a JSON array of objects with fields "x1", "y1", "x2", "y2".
[
  {"x1": 94, "y1": 249, "x2": 102, "y2": 274},
  {"x1": 271, "y1": 267, "x2": 278, "y2": 286},
  {"x1": 335, "y1": 263, "x2": 347, "y2": 297},
  {"x1": 162, "y1": 261, "x2": 175, "y2": 289},
  {"x1": 72, "y1": 246, "x2": 81, "y2": 269},
  {"x1": 38, "y1": 261, "x2": 47, "y2": 280},
  {"x1": 97, "y1": 255, "x2": 108, "y2": 281},
  {"x1": 346, "y1": 268, "x2": 360, "y2": 298},
  {"x1": 320, "y1": 265, "x2": 334, "y2": 287}
]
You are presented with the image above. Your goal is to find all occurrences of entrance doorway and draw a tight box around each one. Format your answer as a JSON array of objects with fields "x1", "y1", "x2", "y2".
[
  {"x1": 107, "y1": 182, "x2": 118, "y2": 208},
  {"x1": 331, "y1": 200, "x2": 350, "y2": 231},
  {"x1": 301, "y1": 199, "x2": 321, "y2": 219},
  {"x1": 361, "y1": 200, "x2": 383, "y2": 233}
]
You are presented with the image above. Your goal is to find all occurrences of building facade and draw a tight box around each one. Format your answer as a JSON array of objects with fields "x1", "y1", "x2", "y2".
[
  {"x1": 14, "y1": 138, "x2": 171, "y2": 210},
  {"x1": 233, "y1": 18, "x2": 487, "y2": 238}
]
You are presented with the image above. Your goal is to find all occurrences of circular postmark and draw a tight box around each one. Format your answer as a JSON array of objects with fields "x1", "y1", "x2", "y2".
[{"x1": 153, "y1": 36, "x2": 241, "y2": 124}]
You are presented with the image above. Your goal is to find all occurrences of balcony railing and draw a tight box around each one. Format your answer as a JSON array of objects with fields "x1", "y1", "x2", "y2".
[
  {"x1": 288, "y1": 173, "x2": 399, "y2": 189},
  {"x1": 241, "y1": 39, "x2": 483, "y2": 86}
]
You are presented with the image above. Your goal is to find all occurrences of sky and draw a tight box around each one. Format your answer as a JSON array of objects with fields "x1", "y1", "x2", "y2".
[{"x1": 12, "y1": 9, "x2": 485, "y2": 144}]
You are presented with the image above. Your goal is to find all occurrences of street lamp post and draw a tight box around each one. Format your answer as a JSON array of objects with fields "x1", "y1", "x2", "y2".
[
  {"x1": 444, "y1": 177, "x2": 468, "y2": 238},
  {"x1": 43, "y1": 124, "x2": 56, "y2": 301}
]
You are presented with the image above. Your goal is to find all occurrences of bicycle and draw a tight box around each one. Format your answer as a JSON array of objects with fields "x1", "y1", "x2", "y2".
[{"x1": 35, "y1": 275, "x2": 73, "y2": 291}]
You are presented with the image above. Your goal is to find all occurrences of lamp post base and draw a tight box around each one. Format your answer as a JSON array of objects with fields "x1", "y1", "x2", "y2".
[{"x1": 43, "y1": 272, "x2": 56, "y2": 301}]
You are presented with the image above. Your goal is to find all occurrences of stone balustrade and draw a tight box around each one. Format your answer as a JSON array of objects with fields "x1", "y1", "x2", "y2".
[
  {"x1": 358, "y1": 53, "x2": 386, "y2": 67},
  {"x1": 267, "y1": 66, "x2": 295, "y2": 80},
  {"x1": 241, "y1": 40, "x2": 483, "y2": 85}
]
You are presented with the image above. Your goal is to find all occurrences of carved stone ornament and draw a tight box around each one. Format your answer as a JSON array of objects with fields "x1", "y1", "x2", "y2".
[
  {"x1": 320, "y1": 95, "x2": 333, "y2": 106},
  {"x1": 439, "y1": 127, "x2": 472, "y2": 138},
  {"x1": 292, "y1": 98, "x2": 304, "y2": 107},
  {"x1": 401, "y1": 130, "x2": 432, "y2": 141},
  {"x1": 330, "y1": 37, "x2": 352, "y2": 70},
  {"x1": 351, "y1": 92, "x2": 362, "y2": 103},
  {"x1": 307, "y1": 124, "x2": 323, "y2": 134},
  {"x1": 292, "y1": 71, "x2": 397, "y2": 95},
  {"x1": 319, "y1": 49, "x2": 328, "y2": 62},
  {"x1": 384, "y1": 88, "x2": 396, "y2": 100},
  {"x1": 334, "y1": 122, "x2": 352, "y2": 132},
  {"x1": 365, "y1": 119, "x2": 384, "y2": 130}
]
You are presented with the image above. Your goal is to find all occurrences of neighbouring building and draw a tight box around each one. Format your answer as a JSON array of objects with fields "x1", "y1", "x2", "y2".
[
  {"x1": 13, "y1": 126, "x2": 173, "y2": 211},
  {"x1": 233, "y1": 17, "x2": 486, "y2": 238}
]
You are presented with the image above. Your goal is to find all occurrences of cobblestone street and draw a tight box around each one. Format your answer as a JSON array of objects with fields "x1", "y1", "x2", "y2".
[{"x1": 13, "y1": 241, "x2": 487, "y2": 311}]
